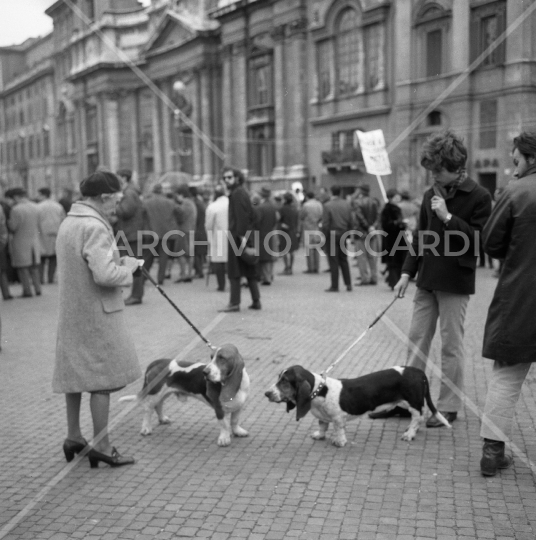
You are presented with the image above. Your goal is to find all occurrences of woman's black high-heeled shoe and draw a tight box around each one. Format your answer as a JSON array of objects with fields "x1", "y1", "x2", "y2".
[
  {"x1": 63, "y1": 438, "x2": 89, "y2": 462},
  {"x1": 88, "y1": 447, "x2": 135, "y2": 468}
]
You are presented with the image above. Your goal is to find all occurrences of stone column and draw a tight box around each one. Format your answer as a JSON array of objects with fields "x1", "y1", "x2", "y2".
[
  {"x1": 152, "y1": 90, "x2": 163, "y2": 176},
  {"x1": 232, "y1": 40, "x2": 248, "y2": 170},
  {"x1": 272, "y1": 23, "x2": 287, "y2": 181},
  {"x1": 161, "y1": 80, "x2": 173, "y2": 173},
  {"x1": 130, "y1": 90, "x2": 140, "y2": 173},
  {"x1": 193, "y1": 69, "x2": 204, "y2": 178},
  {"x1": 104, "y1": 93, "x2": 120, "y2": 172},
  {"x1": 286, "y1": 18, "x2": 308, "y2": 182},
  {"x1": 221, "y1": 44, "x2": 234, "y2": 164}
]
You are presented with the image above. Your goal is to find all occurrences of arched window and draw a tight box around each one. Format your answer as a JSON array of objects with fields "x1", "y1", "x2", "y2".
[{"x1": 336, "y1": 9, "x2": 363, "y2": 96}]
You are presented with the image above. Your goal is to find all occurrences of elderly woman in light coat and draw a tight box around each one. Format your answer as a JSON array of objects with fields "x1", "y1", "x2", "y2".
[
  {"x1": 53, "y1": 171, "x2": 142, "y2": 469},
  {"x1": 205, "y1": 186, "x2": 229, "y2": 291}
]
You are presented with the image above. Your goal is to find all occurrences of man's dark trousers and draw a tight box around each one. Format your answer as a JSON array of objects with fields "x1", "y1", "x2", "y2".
[{"x1": 327, "y1": 233, "x2": 351, "y2": 290}]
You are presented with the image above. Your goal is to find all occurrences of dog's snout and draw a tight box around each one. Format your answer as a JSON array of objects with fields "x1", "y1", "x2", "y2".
[{"x1": 264, "y1": 390, "x2": 271, "y2": 398}]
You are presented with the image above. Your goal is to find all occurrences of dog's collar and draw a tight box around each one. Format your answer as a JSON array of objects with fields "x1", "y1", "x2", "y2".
[{"x1": 310, "y1": 378, "x2": 327, "y2": 400}]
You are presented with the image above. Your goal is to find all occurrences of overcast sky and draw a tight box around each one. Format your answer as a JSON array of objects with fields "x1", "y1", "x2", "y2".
[{"x1": 0, "y1": 0, "x2": 152, "y2": 47}]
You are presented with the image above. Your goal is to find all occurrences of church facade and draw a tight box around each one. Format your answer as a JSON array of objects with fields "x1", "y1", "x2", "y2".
[{"x1": 1, "y1": 0, "x2": 535, "y2": 200}]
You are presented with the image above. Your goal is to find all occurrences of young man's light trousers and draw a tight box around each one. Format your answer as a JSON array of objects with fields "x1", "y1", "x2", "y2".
[{"x1": 406, "y1": 287, "x2": 469, "y2": 412}]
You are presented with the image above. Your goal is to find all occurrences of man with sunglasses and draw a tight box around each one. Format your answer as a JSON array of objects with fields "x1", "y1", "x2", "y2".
[
  {"x1": 218, "y1": 167, "x2": 261, "y2": 312},
  {"x1": 369, "y1": 130, "x2": 491, "y2": 426}
]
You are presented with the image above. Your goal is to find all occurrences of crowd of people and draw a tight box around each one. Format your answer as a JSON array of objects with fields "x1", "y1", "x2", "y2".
[{"x1": 2, "y1": 128, "x2": 535, "y2": 478}]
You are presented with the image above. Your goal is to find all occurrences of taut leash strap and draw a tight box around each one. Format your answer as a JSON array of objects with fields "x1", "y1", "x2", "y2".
[
  {"x1": 141, "y1": 267, "x2": 216, "y2": 351},
  {"x1": 321, "y1": 297, "x2": 398, "y2": 377}
]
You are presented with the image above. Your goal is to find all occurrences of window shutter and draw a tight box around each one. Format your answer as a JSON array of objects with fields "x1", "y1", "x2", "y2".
[{"x1": 495, "y1": 3, "x2": 506, "y2": 65}]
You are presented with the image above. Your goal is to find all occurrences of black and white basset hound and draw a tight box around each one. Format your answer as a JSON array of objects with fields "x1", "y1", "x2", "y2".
[
  {"x1": 119, "y1": 344, "x2": 249, "y2": 447},
  {"x1": 265, "y1": 365, "x2": 450, "y2": 446}
]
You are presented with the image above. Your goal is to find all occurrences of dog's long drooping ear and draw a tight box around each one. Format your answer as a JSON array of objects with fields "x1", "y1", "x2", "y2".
[
  {"x1": 295, "y1": 379, "x2": 312, "y2": 421},
  {"x1": 220, "y1": 345, "x2": 245, "y2": 403}
]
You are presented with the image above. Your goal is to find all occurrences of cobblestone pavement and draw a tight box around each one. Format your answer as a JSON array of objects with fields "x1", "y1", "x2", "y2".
[{"x1": 1, "y1": 251, "x2": 536, "y2": 540}]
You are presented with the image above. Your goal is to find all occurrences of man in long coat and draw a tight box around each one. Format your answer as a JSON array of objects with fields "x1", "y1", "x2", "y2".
[
  {"x1": 479, "y1": 131, "x2": 536, "y2": 476},
  {"x1": 143, "y1": 183, "x2": 179, "y2": 285},
  {"x1": 5, "y1": 187, "x2": 42, "y2": 297},
  {"x1": 37, "y1": 187, "x2": 65, "y2": 284},
  {"x1": 255, "y1": 187, "x2": 278, "y2": 285},
  {"x1": 115, "y1": 169, "x2": 148, "y2": 305},
  {"x1": 218, "y1": 168, "x2": 260, "y2": 312},
  {"x1": 205, "y1": 186, "x2": 229, "y2": 291}
]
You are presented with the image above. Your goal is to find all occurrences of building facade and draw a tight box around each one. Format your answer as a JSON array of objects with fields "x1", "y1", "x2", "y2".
[{"x1": 0, "y1": 0, "x2": 535, "y2": 199}]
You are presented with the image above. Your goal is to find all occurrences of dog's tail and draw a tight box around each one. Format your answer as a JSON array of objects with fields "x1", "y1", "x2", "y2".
[
  {"x1": 118, "y1": 394, "x2": 139, "y2": 403},
  {"x1": 423, "y1": 373, "x2": 452, "y2": 429}
]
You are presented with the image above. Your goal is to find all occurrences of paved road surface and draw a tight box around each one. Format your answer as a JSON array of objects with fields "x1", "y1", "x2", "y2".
[{"x1": 1, "y1": 252, "x2": 535, "y2": 539}]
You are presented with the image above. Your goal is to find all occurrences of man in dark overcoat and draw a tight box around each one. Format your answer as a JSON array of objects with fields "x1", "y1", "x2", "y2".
[
  {"x1": 479, "y1": 132, "x2": 536, "y2": 476},
  {"x1": 218, "y1": 168, "x2": 261, "y2": 312},
  {"x1": 255, "y1": 187, "x2": 278, "y2": 285}
]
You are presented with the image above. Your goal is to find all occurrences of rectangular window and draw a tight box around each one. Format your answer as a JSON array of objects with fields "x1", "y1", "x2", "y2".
[
  {"x1": 470, "y1": 1, "x2": 506, "y2": 67},
  {"x1": 480, "y1": 99, "x2": 498, "y2": 149},
  {"x1": 480, "y1": 15, "x2": 498, "y2": 66},
  {"x1": 426, "y1": 29, "x2": 443, "y2": 77},
  {"x1": 249, "y1": 58, "x2": 273, "y2": 108},
  {"x1": 365, "y1": 24, "x2": 385, "y2": 90},
  {"x1": 44, "y1": 131, "x2": 50, "y2": 157},
  {"x1": 28, "y1": 135, "x2": 34, "y2": 159},
  {"x1": 248, "y1": 124, "x2": 275, "y2": 177},
  {"x1": 317, "y1": 40, "x2": 332, "y2": 100}
]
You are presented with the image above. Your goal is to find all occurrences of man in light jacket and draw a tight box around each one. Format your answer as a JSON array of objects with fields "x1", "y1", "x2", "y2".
[
  {"x1": 5, "y1": 187, "x2": 41, "y2": 297},
  {"x1": 205, "y1": 186, "x2": 229, "y2": 291},
  {"x1": 37, "y1": 187, "x2": 65, "y2": 284}
]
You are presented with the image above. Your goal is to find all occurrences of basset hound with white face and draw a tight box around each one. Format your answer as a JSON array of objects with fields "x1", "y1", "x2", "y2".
[
  {"x1": 119, "y1": 343, "x2": 249, "y2": 447},
  {"x1": 265, "y1": 365, "x2": 450, "y2": 447}
]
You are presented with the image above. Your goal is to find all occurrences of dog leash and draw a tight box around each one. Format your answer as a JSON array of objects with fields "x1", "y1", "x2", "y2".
[
  {"x1": 142, "y1": 267, "x2": 216, "y2": 351},
  {"x1": 320, "y1": 296, "x2": 399, "y2": 379}
]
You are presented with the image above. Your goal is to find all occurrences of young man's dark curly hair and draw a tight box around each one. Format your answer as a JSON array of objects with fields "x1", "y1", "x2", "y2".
[{"x1": 420, "y1": 130, "x2": 468, "y2": 173}]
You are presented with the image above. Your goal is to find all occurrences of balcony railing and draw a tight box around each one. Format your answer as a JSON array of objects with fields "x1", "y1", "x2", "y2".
[{"x1": 321, "y1": 147, "x2": 364, "y2": 168}]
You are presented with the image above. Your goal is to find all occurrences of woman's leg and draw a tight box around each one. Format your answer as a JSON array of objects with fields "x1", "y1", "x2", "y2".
[
  {"x1": 90, "y1": 393, "x2": 112, "y2": 454},
  {"x1": 65, "y1": 393, "x2": 85, "y2": 442}
]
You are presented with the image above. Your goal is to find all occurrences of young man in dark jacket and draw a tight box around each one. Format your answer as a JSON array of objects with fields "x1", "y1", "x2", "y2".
[{"x1": 369, "y1": 130, "x2": 492, "y2": 426}]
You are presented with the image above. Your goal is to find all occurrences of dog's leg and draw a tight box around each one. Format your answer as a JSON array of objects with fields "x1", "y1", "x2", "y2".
[
  {"x1": 230, "y1": 410, "x2": 249, "y2": 438},
  {"x1": 330, "y1": 417, "x2": 347, "y2": 447},
  {"x1": 312, "y1": 421, "x2": 329, "y2": 440},
  {"x1": 402, "y1": 406, "x2": 424, "y2": 441},
  {"x1": 217, "y1": 416, "x2": 232, "y2": 447},
  {"x1": 155, "y1": 396, "x2": 171, "y2": 425},
  {"x1": 140, "y1": 395, "x2": 159, "y2": 436}
]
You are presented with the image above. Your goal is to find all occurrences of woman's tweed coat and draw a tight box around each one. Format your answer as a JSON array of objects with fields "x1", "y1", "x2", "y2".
[
  {"x1": 52, "y1": 201, "x2": 142, "y2": 393},
  {"x1": 7, "y1": 199, "x2": 41, "y2": 268}
]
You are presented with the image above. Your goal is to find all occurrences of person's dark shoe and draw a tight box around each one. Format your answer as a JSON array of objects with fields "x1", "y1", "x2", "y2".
[
  {"x1": 216, "y1": 287, "x2": 225, "y2": 292},
  {"x1": 88, "y1": 447, "x2": 135, "y2": 468},
  {"x1": 218, "y1": 304, "x2": 240, "y2": 313},
  {"x1": 356, "y1": 281, "x2": 371, "y2": 286},
  {"x1": 3, "y1": 295, "x2": 13, "y2": 300},
  {"x1": 35, "y1": 291, "x2": 42, "y2": 296},
  {"x1": 248, "y1": 300, "x2": 261, "y2": 310},
  {"x1": 63, "y1": 438, "x2": 89, "y2": 462},
  {"x1": 21, "y1": 292, "x2": 33, "y2": 298},
  {"x1": 369, "y1": 406, "x2": 412, "y2": 419},
  {"x1": 480, "y1": 439, "x2": 513, "y2": 476},
  {"x1": 261, "y1": 281, "x2": 271, "y2": 286},
  {"x1": 346, "y1": 285, "x2": 352, "y2": 292},
  {"x1": 325, "y1": 288, "x2": 339, "y2": 292},
  {"x1": 303, "y1": 270, "x2": 314, "y2": 274},
  {"x1": 124, "y1": 297, "x2": 142, "y2": 306},
  {"x1": 426, "y1": 411, "x2": 457, "y2": 427}
]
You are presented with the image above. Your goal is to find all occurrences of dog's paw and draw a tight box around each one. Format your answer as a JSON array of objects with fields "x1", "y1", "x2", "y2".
[
  {"x1": 311, "y1": 431, "x2": 326, "y2": 440},
  {"x1": 140, "y1": 426, "x2": 153, "y2": 436},
  {"x1": 217, "y1": 433, "x2": 232, "y2": 447},
  {"x1": 401, "y1": 430, "x2": 416, "y2": 441},
  {"x1": 233, "y1": 426, "x2": 249, "y2": 437},
  {"x1": 158, "y1": 416, "x2": 171, "y2": 425},
  {"x1": 330, "y1": 436, "x2": 347, "y2": 447}
]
